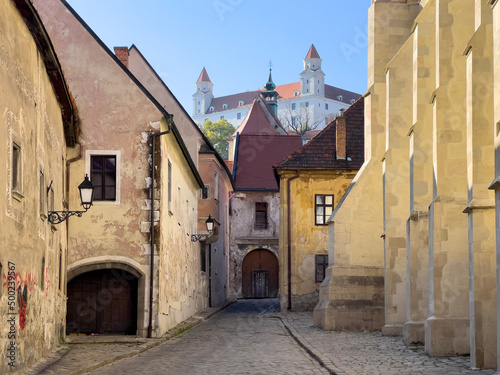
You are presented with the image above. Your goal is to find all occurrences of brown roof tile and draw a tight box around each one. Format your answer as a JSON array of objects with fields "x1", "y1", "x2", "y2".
[
  {"x1": 305, "y1": 44, "x2": 320, "y2": 59},
  {"x1": 234, "y1": 97, "x2": 287, "y2": 136},
  {"x1": 274, "y1": 97, "x2": 364, "y2": 170},
  {"x1": 234, "y1": 134, "x2": 302, "y2": 190},
  {"x1": 197, "y1": 67, "x2": 211, "y2": 83}
]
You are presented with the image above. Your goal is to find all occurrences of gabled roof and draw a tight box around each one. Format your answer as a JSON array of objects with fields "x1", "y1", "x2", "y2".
[
  {"x1": 234, "y1": 134, "x2": 302, "y2": 191},
  {"x1": 197, "y1": 67, "x2": 211, "y2": 83},
  {"x1": 275, "y1": 97, "x2": 364, "y2": 171},
  {"x1": 204, "y1": 83, "x2": 360, "y2": 113},
  {"x1": 305, "y1": 44, "x2": 321, "y2": 59},
  {"x1": 14, "y1": 0, "x2": 76, "y2": 146},
  {"x1": 234, "y1": 97, "x2": 287, "y2": 136}
]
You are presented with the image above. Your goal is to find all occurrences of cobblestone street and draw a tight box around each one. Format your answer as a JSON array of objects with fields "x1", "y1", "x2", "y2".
[{"x1": 28, "y1": 299, "x2": 497, "y2": 375}]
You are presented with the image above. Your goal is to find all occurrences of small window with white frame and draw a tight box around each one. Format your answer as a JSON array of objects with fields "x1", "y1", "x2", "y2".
[
  {"x1": 222, "y1": 104, "x2": 228, "y2": 110},
  {"x1": 203, "y1": 184, "x2": 210, "y2": 199},
  {"x1": 209, "y1": 106, "x2": 214, "y2": 112},
  {"x1": 86, "y1": 150, "x2": 121, "y2": 204},
  {"x1": 294, "y1": 91, "x2": 299, "y2": 97},
  {"x1": 238, "y1": 101, "x2": 244, "y2": 106},
  {"x1": 337, "y1": 95, "x2": 343, "y2": 101},
  {"x1": 315, "y1": 194, "x2": 334, "y2": 225}
]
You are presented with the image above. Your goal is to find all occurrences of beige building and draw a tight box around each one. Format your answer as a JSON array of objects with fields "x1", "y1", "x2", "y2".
[
  {"x1": 0, "y1": 0, "x2": 76, "y2": 372},
  {"x1": 32, "y1": 0, "x2": 213, "y2": 338},
  {"x1": 314, "y1": 0, "x2": 500, "y2": 371},
  {"x1": 275, "y1": 98, "x2": 364, "y2": 311}
]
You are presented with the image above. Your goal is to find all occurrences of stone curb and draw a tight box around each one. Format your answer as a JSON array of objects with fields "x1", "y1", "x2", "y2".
[
  {"x1": 277, "y1": 316, "x2": 347, "y2": 375},
  {"x1": 26, "y1": 300, "x2": 236, "y2": 375}
]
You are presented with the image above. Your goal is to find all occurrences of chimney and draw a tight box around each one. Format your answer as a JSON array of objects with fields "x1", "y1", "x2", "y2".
[
  {"x1": 114, "y1": 47, "x2": 129, "y2": 68},
  {"x1": 336, "y1": 110, "x2": 346, "y2": 160}
]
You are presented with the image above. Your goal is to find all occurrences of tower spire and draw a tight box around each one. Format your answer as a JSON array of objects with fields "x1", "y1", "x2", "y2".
[{"x1": 261, "y1": 66, "x2": 278, "y2": 115}]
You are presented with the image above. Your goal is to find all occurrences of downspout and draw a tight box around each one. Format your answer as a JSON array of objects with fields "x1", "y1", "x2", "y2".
[
  {"x1": 208, "y1": 243, "x2": 212, "y2": 308},
  {"x1": 148, "y1": 116, "x2": 173, "y2": 338},
  {"x1": 287, "y1": 171, "x2": 300, "y2": 310}
]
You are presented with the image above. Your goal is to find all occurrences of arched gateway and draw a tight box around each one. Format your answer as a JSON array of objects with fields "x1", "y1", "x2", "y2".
[
  {"x1": 66, "y1": 268, "x2": 138, "y2": 335},
  {"x1": 241, "y1": 249, "x2": 278, "y2": 298}
]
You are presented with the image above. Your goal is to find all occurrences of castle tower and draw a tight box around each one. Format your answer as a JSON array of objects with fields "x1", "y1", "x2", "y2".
[
  {"x1": 300, "y1": 44, "x2": 325, "y2": 97},
  {"x1": 193, "y1": 67, "x2": 214, "y2": 117}
]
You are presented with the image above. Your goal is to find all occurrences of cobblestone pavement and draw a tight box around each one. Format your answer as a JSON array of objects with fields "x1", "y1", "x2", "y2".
[{"x1": 25, "y1": 299, "x2": 498, "y2": 374}]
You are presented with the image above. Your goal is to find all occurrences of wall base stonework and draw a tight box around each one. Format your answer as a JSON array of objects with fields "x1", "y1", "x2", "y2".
[
  {"x1": 425, "y1": 317, "x2": 470, "y2": 357},
  {"x1": 314, "y1": 266, "x2": 384, "y2": 331},
  {"x1": 404, "y1": 321, "x2": 425, "y2": 345},
  {"x1": 382, "y1": 324, "x2": 403, "y2": 337}
]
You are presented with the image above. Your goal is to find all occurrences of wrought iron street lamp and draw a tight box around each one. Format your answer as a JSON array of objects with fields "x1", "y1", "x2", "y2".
[
  {"x1": 191, "y1": 215, "x2": 215, "y2": 242},
  {"x1": 48, "y1": 174, "x2": 95, "y2": 224}
]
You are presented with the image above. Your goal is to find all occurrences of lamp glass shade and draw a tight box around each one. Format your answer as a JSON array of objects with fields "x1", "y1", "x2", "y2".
[
  {"x1": 78, "y1": 174, "x2": 95, "y2": 210},
  {"x1": 206, "y1": 215, "x2": 215, "y2": 232}
]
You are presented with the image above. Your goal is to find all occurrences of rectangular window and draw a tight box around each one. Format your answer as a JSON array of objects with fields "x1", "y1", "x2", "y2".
[
  {"x1": 168, "y1": 161, "x2": 172, "y2": 212},
  {"x1": 214, "y1": 172, "x2": 219, "y2": 201},
  {"x1": 325, "y1": 103, "x2": 329, "y2": 110},
  {"x1": 201, "y1": 246, "x2": 206, "y2": 272},
  {"x1": 315, "y1": 194, "x2": 334, "y2": 225},
  {"x1": 305, "y1": 102, "x2": 309, "y2": 108},
  {"x1": 254, "y1": 202, "x2": 268, "y2": 230},
  {"x1": 90, "y1": 155, "x2": 116, "y2": 201},
  {"x1": 237, "y1": 112, "x2": 241, "y2": 120},
  {"x1": 12, "y1": 142, "x2": 21, "y2": 193},
  {"x1": 315, "y1": 254, "x2": 328, "y2": 282},
  {"x1": 291, "y1": 116, "x2": 297, "y2": 126},
  {"x1": 203, "y1": 184, "x2": 210, "y2": 199},
  {"x1": 220, "y1": 115, "x2": 224, "y2": 120},
  {"x1": 292, "y1": 103, "x2": 296, "y2": 111}
]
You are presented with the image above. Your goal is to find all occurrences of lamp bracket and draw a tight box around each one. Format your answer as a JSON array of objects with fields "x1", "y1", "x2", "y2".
[
  {"x1": 191, "y1": 232, "x2": 213, "y2": 243},
  {"x1": 48, "y1": 210, "x2": 86, "y2": 225}
]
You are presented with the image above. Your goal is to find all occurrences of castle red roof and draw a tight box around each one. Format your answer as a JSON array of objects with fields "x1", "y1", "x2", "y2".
[
  {"x1": 305, "y1": 44, "x2": 321, "y2": 59},
  {"x1": 197, "y1": 67, "x2": 211, "y2": 83}
]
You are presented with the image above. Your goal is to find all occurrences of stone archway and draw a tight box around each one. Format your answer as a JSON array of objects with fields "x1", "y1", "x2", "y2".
[
  {"x1": 241, "y1": 249, "x2": 279, "y2": 298},
  {"x1": 66, "y1": 268, "x2": 138, "y2": 335}
]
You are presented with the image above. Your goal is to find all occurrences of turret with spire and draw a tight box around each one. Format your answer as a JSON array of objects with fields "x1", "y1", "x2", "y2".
[
  {"x1": 300, "y1": 44, "x2": 325, "y2": 97},
  {"x1": 193, "y1": 67, "x2": 214, "y2": 116},
  {"x1": 261, "y1": 68, "x2": 279, "y2": 116}
]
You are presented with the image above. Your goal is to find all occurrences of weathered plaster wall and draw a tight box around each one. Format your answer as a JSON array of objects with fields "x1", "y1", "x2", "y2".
[
  {"x1": 229, "y1": 191, "x2": 279, "y2": 299},
  {"x1": 0, "y1": 0, "x2": 68, "y2": 371},
  {"x1": 278, "y1": 171, "x2": 357, "y2": 311}
]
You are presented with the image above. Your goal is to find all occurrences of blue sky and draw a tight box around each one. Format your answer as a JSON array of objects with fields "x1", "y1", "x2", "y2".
[{"x1": 65, "y1": 0, "x2": 371, "y2": 114}]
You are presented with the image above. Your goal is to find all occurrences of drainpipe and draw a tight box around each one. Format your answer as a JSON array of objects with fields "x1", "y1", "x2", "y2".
[
  {"x1": 287, "y1": 171, "x2": 300, "y2": 310},
  {"x1": 208, "y1": 243, "x2": 212, "y2": 308},
  {"x1": 148, "y1": 116, "x2": 173, "y2": 338}
]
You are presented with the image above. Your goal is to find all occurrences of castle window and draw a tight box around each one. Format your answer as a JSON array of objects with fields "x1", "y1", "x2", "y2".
[
  {"x1": 220, "y1": 116, "x2": 224, "y2": 120},
  {"x1": 238, "y1": 101, "x2": 244, "y2": 106},
  {"x1": 237, "y1": 112, "x2": 241, "y2": 120},
  {"x1": 325, "y1": 103, "x2": 329, "y2": 110},
  {"x1": 292, "y1": 103, "x2": 296, "y2": 111},
  {"x1": 294, "y1": 91, "x2": 299, "y2": 97},
  {"x1": 222, "y1": 104, "x2": 228, "y2": 110},
  {"x1": 315, "y1": 254, "x2": 328, "y2": 282},
  {"x1": 209, "y1": 106, "x2": 214, "y2": 112},
  {"x1": 305, "y1": 102, "x2": 309, "y2": 108},
  {"x1": 291, "y1": 116, "x2": 297, "y2": 126},
  {"x1": 350, "y1": 99, "x2": 356, "y2": 104},
  {"x1": 337, "y1": 95, "x2": 343, "y2": 101}
]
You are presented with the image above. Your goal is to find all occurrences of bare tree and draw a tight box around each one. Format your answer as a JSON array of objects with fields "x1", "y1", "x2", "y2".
[{"x1": 279, "y1": 102, "x2": 326, "y2": 139}]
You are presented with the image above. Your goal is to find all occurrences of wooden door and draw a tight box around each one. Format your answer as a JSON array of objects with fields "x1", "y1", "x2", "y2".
[{"x1": 253, "y1": 270, "x2": 268, "y2": 298}]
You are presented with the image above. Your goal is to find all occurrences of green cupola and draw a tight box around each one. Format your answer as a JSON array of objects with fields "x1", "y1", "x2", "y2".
[{"x1": 261, "y1": 69, "x2": 279, "y2": 116}]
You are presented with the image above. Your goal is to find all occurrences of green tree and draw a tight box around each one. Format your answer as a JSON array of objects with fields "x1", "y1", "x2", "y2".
[{"x1": 201, "y1": 119, "x2": 236, "y2": 160}]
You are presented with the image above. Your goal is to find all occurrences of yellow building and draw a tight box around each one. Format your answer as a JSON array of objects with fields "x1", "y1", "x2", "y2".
[
  {"x1": 315, "y1": 0, "x2": 500, "y2": 370},
  {"x1": 275, "y1": 98, "x2": 364, "y2": 311},
  {"x1": 0, "y1": 0, "x2": 77, "y2": 372}
]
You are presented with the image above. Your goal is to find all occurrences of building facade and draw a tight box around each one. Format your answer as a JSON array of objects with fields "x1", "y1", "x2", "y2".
[
  {"x1": 275, "y1": 98, "x2": 364, "y2": 311},
  {"x1": 314, "y1": 0, "x2": 500, "y2": 371},
  {"x1": 192, "y1": 45, "x2": 361, "y2": 131},
  {"x1": 0, "y1": 0, "x2": 76, "y2": 372},
  {"x1": 32, "y1": 0, "x2": 209, "y2": 339},
  {"x1": 228, "y1": 98, "x2": 302, "y2": 299}
]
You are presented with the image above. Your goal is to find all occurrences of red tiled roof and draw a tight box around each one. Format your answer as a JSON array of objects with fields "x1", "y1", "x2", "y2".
[
  {"x1": 305, "y1": 44, "x2": 320, "y2": 59},
  {"x1": 235, "y1": 97, "x2": 287, "y2": 136},
  {"x1": 234, "y1": 134, "x2": 302, "y2": 190},
  {"x1": 197, "y1": 67, "x2": 211, "y2": 83},
  {"x1": 274, "y1": 97, "x2": 364, "y2": 170},
  {"x1": 205, "y1": 83, "x2": 360, "y2": 113}
]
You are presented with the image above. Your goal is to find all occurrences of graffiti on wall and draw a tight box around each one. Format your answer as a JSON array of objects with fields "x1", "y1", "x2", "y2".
[{"x1": 3, "y1": 271, "x2": 35, "y2": 331}]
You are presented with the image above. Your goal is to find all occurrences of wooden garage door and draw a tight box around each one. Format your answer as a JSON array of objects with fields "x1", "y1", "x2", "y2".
[{"x1": 66, "y1": 269, "x2": 138, "y2": 335}]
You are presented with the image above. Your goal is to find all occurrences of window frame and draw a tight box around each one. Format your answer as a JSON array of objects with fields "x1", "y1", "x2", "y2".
[
  {"x1": 254, "y1": 202, "x2": 268, "y2": 230},
  {"x1": 85, "y1": 150, "x2": 121, "y2": 204},
  {"x1": 213, "y1": 171, "x2": 219, "y2": 202},
  {"x1": 315, "y1": 194, "x2": 334, "y2": 226},
  {"x1": 90, "y1": 155, "x2": 117, "y2": 201},
  {"x1": 315, "y1": 254, "x2": 328, "y2": 282}
]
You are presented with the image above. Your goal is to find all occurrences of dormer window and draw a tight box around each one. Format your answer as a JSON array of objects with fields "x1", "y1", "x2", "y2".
[
  {"x1": 294, "y1": 91, "x2": 299, "y2": 97},
  {"x1": 222, "y1": 104, "x2": 228, "y2": 110},
  {"x1": 350, "y1": 99, "x2": 356, "y2": 104},
  {"x1": 209, "y1": 106, "x2": 214, "y2": 112},
  {"x1": 337, "y1": 95, "x2": 343, "y2": 101},
  {"x1": 238, "y1": 101, "x2": 244, "y2": 106}
]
